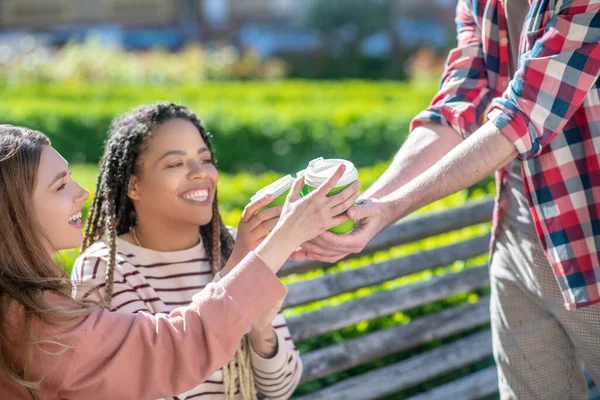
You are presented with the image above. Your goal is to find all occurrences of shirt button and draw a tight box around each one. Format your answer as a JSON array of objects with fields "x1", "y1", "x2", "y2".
[{"x1": 500, "y1": 37, "x2": 509, "y2": 46}]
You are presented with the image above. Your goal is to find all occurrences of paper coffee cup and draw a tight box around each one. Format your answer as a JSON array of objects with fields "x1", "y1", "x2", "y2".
[
  {"x1": 251, "y1": 174, "x2": 294, "y2": 209},
  {"x1": 303, "y1": 157, "x2": 358, "y2": 234}
]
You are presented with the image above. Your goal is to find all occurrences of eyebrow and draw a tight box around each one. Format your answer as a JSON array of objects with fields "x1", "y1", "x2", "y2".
[
  {"x1": 49, "y1": 171, "x2": 68, "y2": 188},
  {"x1": 157, "y1": 147, "x2": 210, "y2": 162}
]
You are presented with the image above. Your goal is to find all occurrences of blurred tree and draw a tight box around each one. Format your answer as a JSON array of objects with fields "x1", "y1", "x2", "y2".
[
  {"x1": 305, "y1": 0, "x2": 391, "y2": 42},
  {"x1": 177, "y1": 0, "x2": 201, "y2": 41},
  {"x1": 304, "y1": 0, "x2": 395, "y2": 77}
]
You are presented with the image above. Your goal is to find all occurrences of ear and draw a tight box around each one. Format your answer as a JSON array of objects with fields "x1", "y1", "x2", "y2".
[{"x1": 128, "y1": 175, "x2": 141, "y2": 201}]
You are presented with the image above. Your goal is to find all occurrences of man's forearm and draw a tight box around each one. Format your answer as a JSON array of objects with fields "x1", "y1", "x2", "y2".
[
  {"x1": 364, "y1": 123, "x2": 464, "y2": 199},
  {"x1": 382, "y1": 121, "x2": 518, "y2": 222}
]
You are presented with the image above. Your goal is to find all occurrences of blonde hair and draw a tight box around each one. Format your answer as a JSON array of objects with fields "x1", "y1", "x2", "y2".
[
  {"x1": 82, "y1": 104, "x2": 256, "y2": 399},
  {"x1": 0, "y1": 125, "x2": 97, "y2": 399}
]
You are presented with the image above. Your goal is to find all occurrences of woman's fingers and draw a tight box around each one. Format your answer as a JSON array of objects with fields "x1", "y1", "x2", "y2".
[
  {"x1": 312, "y1": 165, "x2": 345, "y2": 197},
  {"x1": 329, "y1": 187, "x2": 361, "y2": 216},
  {"x1": 287, "y1": 175, "x2": 306, "y2": 202},
  {"x1": 252, "y1": 217, "x2": 279, "y2": 238},
  {"x1": 241, "y1": 194, "x2": 274, "y2": 222},
  {"x1": 249, "y1": 206, "x2": 283, "y2": 231}
]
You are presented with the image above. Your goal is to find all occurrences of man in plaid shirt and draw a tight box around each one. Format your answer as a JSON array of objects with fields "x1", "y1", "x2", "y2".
[{"x1": 297, "y1": 0, "x2": 600, "y2": 397}]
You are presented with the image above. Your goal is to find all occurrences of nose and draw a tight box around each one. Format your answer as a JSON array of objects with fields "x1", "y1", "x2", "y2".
[
  {"x1": 75, "y1": 183, "x2": 90, "y2": 203},
  {"x1": 189, "y1": 160, "x2": 208, "y2": 180}
]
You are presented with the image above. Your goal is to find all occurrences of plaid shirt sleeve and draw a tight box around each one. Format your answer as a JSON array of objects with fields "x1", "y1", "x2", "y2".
[
  {"x1": 410, "y1": 0, "x2": 492, "y2": 138},
  {"x1": 488, "y1": 0, "x2": 600, "y2": 159}
]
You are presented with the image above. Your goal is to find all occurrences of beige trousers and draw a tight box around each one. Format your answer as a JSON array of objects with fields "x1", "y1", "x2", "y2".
[{"x1": 490, "y1": 224, "x2": 600, "y2": 399}]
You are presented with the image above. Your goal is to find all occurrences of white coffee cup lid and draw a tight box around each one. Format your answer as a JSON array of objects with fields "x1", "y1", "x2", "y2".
[
  {"x1": 251, "y1": 174, "x2": 295, "y2": 202},
  {"x1": 304, "y1": 157, "x2": 358, "y2": 188}
]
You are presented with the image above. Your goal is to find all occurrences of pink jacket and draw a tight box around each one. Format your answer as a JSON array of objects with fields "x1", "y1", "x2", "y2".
[{"x1": 0, "y1": 252, "x2": 286, "y2": 399}]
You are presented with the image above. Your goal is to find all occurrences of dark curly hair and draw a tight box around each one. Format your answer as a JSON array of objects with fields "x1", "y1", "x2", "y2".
[{"x1": 82, "y1": 102, "x2": 255, "y2": 399}]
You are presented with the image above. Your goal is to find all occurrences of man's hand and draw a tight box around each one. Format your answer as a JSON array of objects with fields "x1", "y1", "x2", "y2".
[
  {"x1": 295, "y1": 120, "x2": 517, "y2": 264},
  {"x1": 291, "y1": 123, "x2": 463, "y2": 264},
  {"x1": 290, "y1": 199, "x2": 391, "y2": 263}
]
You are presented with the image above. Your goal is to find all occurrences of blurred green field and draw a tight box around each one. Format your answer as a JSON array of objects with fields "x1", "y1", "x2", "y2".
[{"x1": 0, "y1": 80, "x2": 438, "y2": 173}]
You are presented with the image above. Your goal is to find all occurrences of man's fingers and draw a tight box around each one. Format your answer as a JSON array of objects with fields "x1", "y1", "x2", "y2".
[
  {"x1": 289, "y1": 249, "x2": 309, "y2": 261},
  {"x1": 307, "y1": 232, "x2": 360, "y2": 252},
  {"x1": 346, "y1": 202, "x2": 375, "y2": 220},
  {"x1": 307, "y1": 229, "x2": 369, "y2": 253},
  {"x1": 305, "y1": 252, "x2": 347, "y2": 264},
  {"x1": 299, "y1": 241, "x2": 344, "y2": 258}
]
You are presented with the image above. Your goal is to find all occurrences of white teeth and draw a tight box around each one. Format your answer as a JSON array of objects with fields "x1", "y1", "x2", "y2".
[
  {"x1": 69, "y1": 211, "x2": 82, "y2": 223},
  {"x1": 183, "y1": 190, "x2": 209, "y2": 202}
]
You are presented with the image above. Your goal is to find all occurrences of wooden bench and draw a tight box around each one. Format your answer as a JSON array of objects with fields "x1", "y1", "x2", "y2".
[{"x1": 278, "y1": 197, "x2": 600, "y2": 399}]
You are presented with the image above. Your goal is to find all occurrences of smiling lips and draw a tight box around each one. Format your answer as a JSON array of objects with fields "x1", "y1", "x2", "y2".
[
  {"x1": 68, "y1": 211, "x2": 82, "y2": 225},
  {"x1": 181, "y1": 189, "x2": 209, "y2": 203}
]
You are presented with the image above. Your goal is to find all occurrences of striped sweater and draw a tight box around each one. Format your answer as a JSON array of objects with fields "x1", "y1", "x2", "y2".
[{"x1": 71, "y1": 233, "x2": 302, "y2": 400}]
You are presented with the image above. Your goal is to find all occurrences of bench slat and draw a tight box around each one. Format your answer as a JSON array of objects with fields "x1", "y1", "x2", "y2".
[
  {"x1": 408, "y1": 366, "x2": 498, "y2": 400},
  {"x1": 284, "y1": 234, "x2": 490, "y2": 308},
  {"x1": 300, "y1": 297, "x2": 491, "y2": 383},
  {"x1": 296, "y1": 330, "x2": 493, "y2": 400},
  {"x1": 408, "y1": 365, "x2": 600, "y2": 399},
  {"x1": 288, "y1": 264, "x2": 490, "y2": 342},
  {"x1": 279, "y1": 197, "x2": 494, "y2": 277}
]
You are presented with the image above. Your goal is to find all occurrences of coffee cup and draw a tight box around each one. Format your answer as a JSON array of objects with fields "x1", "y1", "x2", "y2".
[
  {"x1": 303, "y1": 157, "x2": 358, "y2": 234},
  {"x1": 251, "y1": 174, "x2": 295, "y2": 209}
]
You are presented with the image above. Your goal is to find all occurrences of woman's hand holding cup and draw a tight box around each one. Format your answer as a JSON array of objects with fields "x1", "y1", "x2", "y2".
[{"x1": 255, "y1": 164, "x2": 360, "y2": 272}]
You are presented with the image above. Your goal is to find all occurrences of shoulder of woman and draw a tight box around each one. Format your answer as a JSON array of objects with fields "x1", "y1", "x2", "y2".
[
  {"x1": 78, "y1": 240, "x2": 110, "y2": 260},
  {"x1": 72, "y1": 239, "x2": 132, "y2": 280}
]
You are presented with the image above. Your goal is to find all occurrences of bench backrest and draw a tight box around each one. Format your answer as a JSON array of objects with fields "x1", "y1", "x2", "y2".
[{"x1": 280, "y1": 198, "x2": 498, "y2": 399}]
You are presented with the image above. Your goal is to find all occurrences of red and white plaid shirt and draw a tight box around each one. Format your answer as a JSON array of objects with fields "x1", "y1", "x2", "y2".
[{"x1": 411, "y1": 0, "x2": 600, "y2": 309}]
